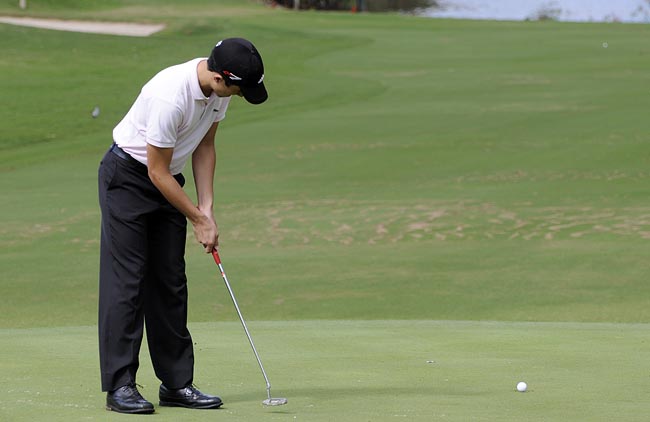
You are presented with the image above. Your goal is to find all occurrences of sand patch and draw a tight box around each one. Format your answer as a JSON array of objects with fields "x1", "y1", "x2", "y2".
[{"x1": 0, "y1": 16, "x2": 164, "y2": 36}]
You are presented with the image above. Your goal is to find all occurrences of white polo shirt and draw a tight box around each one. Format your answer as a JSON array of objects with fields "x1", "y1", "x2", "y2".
[{"x1": 113, "y1": 58, "x2": 230, "y2": 175}]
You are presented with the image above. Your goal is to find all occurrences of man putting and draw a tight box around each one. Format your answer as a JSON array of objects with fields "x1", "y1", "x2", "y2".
[{"x1": 97, "y1": 38, "x2": 268, "y2": 414}]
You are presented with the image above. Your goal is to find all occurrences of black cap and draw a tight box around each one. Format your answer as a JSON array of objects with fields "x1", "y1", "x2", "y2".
[{"x1": 207, "y1": 38, "x2": 267, "y2": 104}]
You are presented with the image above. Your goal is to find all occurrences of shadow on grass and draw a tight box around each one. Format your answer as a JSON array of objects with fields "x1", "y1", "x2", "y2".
[{"x1": 224, "y1": 384, "x2": 483, "y2": 404}]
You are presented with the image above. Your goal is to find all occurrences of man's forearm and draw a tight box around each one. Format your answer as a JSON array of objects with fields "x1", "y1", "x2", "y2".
[
  {"x1": 145, "y1": 131, "x2": 218, "y2": 251},
  {"x1": 192, "y1": 142, "x2": 216, "y2": 212},
  {"x1": 148, "y1": 168, "x2": 206, "y2": 224},
  {"x1": 192, "y1": 123, "x2": 218, "y2": 212}
]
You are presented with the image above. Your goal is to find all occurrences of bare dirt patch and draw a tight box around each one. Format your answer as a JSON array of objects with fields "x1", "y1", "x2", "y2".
[{"x1": 219, "y1": 200, "x2": 650, "y2": 247}]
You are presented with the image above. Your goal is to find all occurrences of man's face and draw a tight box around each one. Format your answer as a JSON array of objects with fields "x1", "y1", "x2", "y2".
[{"x1": 214, "y1": 77, "x2": 243, "y2": 98}]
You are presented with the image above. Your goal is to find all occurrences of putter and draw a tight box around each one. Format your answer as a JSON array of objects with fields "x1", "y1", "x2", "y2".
[{"x1": 211, "y1": 250, "x2": 288, "y2": 406}]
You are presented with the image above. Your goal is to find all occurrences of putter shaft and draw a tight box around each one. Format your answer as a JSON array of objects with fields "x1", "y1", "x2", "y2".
[{"x1": 212, "y1": 250, "x2": 275, "y2": 401}]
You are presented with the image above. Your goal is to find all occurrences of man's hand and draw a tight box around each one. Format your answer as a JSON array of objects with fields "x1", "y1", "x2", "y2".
[{"x1": 192, "y1": 209, "x2": 219, "y2": 253}]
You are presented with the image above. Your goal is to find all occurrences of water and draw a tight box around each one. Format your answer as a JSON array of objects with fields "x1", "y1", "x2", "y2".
[{"x1": 419, "y1": 0, "x2": 650, "y2": 23}]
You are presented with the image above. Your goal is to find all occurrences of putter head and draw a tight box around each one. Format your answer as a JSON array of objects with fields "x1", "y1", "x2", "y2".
[{"x1": 263, "y1": 397, "x2": 288, "y2": 406}]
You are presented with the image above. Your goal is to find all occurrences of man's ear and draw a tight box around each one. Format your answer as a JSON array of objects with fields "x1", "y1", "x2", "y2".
[{"x1": 214, "y1": 72, "x2": 225, "y2": 84}]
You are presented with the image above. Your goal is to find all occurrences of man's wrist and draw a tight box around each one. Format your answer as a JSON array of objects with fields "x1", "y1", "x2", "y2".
[
  {"x1": 189, "y1": 209, "x2": 209, "y2": 225},
  {"x1": 197, "y1": 203, "x2": 214, "y2": 213}
]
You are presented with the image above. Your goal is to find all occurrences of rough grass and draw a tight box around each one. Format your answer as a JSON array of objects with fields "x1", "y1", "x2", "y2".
[{"x1": 2, "y1": 3, "x2": 650, "y2": 328}]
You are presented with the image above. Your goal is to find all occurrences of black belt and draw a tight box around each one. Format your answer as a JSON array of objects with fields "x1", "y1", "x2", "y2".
[
  {"x1": 110, "y1": 143, "x2": 140, "y2": 164},
  {"x1": 108, "y1": 143, "x2": 185, "y2": 185}
]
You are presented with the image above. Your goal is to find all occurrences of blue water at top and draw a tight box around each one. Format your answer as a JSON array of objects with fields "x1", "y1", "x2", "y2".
[{"x1": 420, "y1": 0, "x2": 650, "y2": 23}]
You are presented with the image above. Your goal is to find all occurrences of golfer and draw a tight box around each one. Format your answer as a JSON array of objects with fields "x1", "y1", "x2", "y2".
[{"x1": 97, "y1": 38, "x2": 268, "y2": 414}]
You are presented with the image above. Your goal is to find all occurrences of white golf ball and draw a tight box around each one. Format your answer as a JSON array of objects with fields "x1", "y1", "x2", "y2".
[{"x1": 516, "y1": 381, "x2": 527, "y2": 392}]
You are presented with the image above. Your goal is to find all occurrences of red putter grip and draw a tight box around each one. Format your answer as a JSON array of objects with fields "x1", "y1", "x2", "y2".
[{"x1": 212, "y1": 249, "x2": 221, "y2": 265}]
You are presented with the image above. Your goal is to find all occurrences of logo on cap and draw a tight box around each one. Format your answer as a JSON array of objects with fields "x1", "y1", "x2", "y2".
[{"x1": 222, "y1": 70, "x2": 243, "y2": 81}]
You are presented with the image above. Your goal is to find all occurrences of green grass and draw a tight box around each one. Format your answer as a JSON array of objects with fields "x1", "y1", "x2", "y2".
[
  {"x1": 1, "y1": 0, "x2": 650, "y2": 420},
  {"x1": 2, "y1": 321, "x2": 650, "y2": 421}
]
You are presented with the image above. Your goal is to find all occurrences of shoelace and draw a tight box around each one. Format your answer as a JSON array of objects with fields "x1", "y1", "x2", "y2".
[{"x1": 122, "y1": 383, "x2": 147, "y2": 398}]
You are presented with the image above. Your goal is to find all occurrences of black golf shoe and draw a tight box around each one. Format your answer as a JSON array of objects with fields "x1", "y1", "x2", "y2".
[
  {"x1": 106, "y1": 384, "x2": 155, "y2": 414},
  {"x1": 159, "y1": 384, "x2": 223, "y2": 409}
]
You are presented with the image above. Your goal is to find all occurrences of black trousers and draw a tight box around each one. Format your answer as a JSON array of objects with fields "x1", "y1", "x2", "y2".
[{"x1": 98, "y1": 146, "x2": 194, "y2": 392}]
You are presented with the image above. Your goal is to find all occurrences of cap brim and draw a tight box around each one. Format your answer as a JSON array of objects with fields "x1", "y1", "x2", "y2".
[{"x1": 241, "y1": 82, "x2": 268, "y2": 105}]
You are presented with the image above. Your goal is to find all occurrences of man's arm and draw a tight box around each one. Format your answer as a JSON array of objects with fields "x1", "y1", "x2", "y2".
[
  {"x1": 192, "y1": 122, "x2": 219, "y2": 219},
  {"x1": 147, "y1": 142, "x2": 218, "y2": 252}
]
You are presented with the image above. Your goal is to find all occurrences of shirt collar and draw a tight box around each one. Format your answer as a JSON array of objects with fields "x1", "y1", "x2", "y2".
[{"x1": 191, "y1": 58, "x2": 210, "y2": 101}]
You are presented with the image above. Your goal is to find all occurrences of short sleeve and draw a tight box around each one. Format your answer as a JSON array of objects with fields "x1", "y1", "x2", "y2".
[{"x1": 146, "y1": 98, "x2": 182, "y2": 148}]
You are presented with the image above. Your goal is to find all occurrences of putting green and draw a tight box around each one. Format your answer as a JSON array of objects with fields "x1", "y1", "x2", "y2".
[{"x1": 1, "y1": 320, "x2": 648, "y2": 421}]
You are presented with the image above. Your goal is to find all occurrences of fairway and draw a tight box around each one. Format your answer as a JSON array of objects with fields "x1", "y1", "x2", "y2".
[
  {"x1": 2, "y1": 320, "x2": 650, "y2": 421},
  {"x1": 1, "y1": 0, "x2": 649, "y2": 420}
]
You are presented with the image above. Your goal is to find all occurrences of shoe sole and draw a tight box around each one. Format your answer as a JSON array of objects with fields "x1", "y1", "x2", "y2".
[
  {"x1": 159, "y1": 400, "x2": 223, "y2": 409},
  {"x1": 106, "y1": 405, "x2": 155, "y2": 414}
]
